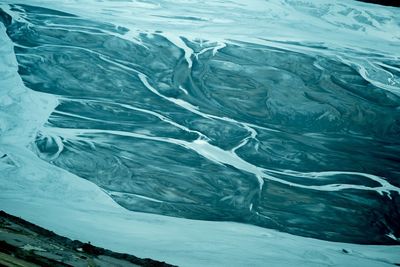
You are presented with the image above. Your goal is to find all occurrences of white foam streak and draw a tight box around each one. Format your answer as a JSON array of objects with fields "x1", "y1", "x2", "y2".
[
  {"x1": 162, "y1": 32, "x2": 194, "y2": 68},
  {"x1": 137, "y1": 72, "x2": 399, "y2": 195},
  {"x1": 48, "y1": 123, "x2": 399, "y2": 196}
]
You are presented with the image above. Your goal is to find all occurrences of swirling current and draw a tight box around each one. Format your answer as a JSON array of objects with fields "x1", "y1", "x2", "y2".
[{"x1": 0, "y1": 0, "x2": 400, "y2": 256}]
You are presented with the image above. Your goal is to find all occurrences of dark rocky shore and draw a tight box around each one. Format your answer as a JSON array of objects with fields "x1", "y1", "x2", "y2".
[
  {"x1": 357, "y1": 0, "x2": 400, "y2": 7},
  {"x1": 0, "y1": 211, "x2": 176, "y2": 267}
]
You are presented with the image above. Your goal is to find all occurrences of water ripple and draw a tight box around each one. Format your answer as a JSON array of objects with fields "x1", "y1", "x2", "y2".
[{"x1": 1, "y1": 3, "x2": 399, "y2": 245}]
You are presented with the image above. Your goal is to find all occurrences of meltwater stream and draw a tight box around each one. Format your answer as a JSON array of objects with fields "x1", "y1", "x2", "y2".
[{"x1": 0, "y1": 0, "x2": 400, "y2": 263}]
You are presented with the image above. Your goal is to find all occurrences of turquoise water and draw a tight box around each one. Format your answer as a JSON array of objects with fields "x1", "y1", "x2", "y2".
[{"x1": 1, "y1": 3, "x2": 399, "y2": 245}]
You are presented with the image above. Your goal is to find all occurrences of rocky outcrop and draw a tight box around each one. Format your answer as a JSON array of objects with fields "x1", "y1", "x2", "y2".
[
  {"x1": 0, "y1": 211, "x2": 176, "y2": 267},
  {"x1": 357, "y1": 0, "x2": 400, "y2": 7}
]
